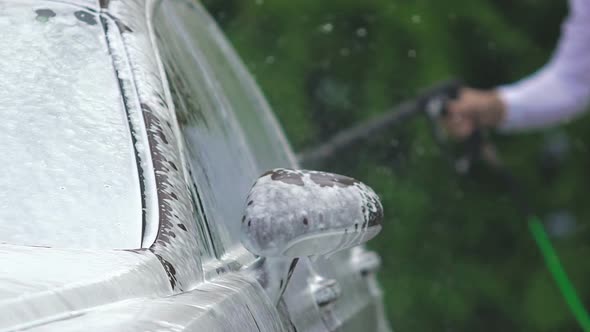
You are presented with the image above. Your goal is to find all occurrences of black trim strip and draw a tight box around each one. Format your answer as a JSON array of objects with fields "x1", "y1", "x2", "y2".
[
  {"x1": 190, "y1": 171, "x2": 221, "y2": 259},
  {"x1": 100, "y1": 15, "x2": 148, "y2": 241}
]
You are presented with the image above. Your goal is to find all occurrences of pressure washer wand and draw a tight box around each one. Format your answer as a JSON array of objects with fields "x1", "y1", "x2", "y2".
[{"x1": 297, "y1": 79, "x2": 462, "y2": 167}]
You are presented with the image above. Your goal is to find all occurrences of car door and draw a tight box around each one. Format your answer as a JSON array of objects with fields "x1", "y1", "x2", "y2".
[{"x1": 152, "y1": 1, "x2": 390, "y2": 331}]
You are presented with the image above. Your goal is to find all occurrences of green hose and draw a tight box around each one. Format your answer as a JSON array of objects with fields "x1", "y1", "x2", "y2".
[{"x1": 529, "y1": 217, "x2": 590, "y2": 331}]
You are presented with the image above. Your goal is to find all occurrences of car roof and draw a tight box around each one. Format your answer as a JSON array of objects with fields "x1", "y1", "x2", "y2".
[
  {"x1": 0, "y1": 1, "x2": 144, "y2": 249},
  {"x1": 0, "y1": 0, "x2": 100, "y2": 9}
]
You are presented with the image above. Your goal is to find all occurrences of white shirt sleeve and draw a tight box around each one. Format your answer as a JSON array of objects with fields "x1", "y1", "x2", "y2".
[{"x1": 498, "y1": 0, "x2": 590, "y2": 132}]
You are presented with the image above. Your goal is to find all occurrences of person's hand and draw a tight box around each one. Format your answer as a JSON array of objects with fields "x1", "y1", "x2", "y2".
[{"x1": 444, "y1": 88, "x2": 506, "y2": 139}]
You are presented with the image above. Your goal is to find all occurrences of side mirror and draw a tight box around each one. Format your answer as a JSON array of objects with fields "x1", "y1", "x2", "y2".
[{"x1": 240, "y1": 169, "x2": 383, "y2": 259}]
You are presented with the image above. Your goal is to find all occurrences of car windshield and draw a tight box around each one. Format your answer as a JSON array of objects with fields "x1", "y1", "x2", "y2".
[{"x1": 0, "y1": 2, "x2": 143, "y2": 249}]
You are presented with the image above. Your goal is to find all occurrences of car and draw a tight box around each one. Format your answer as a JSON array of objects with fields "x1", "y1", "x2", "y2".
[{"x1": 0, "y1": 1, "x2": 392, "y2": 331}]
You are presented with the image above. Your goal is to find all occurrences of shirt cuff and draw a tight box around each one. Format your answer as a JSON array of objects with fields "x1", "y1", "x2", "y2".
[{"x1": 496, "y1": 85, "x2": 523, "y2": 132}]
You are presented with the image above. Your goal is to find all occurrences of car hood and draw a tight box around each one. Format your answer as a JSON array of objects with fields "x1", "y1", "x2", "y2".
[{"x1": 0, "y1": 244, "x2": 171, "y2": 331}]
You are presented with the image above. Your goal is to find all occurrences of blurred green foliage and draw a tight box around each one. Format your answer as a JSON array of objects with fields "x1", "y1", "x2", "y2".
[{"x1": 202, "y1": 0, "x2": 590, "y2": 331}]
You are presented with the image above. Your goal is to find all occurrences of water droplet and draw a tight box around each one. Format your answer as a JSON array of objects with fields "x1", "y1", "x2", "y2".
[
  {"x1": 411, "y1": 15, "x2": 422, "y2": 24},
  {"x1": 407, "y1": 49, "x2": 417, "y2": 58},
  {"x1": 356, "y1": 27, "x2": 367, "y2": 38},
  {"x1": 255, "y1": 0, "x2": 264, "y2": 4},
  {"x1": 320, "y1": 23, "x2": 334, "y2": 33},
  {"x1": 546, "y1": 211, "x2": 577, "y2": 238},
  {"x1": 454, "y1": 158, "x2": 470, "y2": 174},
  {"x1": 339, "y1": 48, "x2": 350, "y2": 56},
  {"x1": 265, "y1": 55, "x2": 275, "y2": 64}
]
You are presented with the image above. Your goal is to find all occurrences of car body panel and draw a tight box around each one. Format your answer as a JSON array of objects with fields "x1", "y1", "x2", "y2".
[
  {"x1": 0, "y1": 245, "x2": 170, "y2": 331},
  {"x1": 19, "y1": 274, "x2": 284, "y2": 332}
]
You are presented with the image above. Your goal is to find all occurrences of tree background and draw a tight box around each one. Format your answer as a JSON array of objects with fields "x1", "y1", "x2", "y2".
[{"x1": 202, "y1": 1, "x2": 590, "y2": 331}]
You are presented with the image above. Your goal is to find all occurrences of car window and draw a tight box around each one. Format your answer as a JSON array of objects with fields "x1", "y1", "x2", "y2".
[
  {"x1": 0, "y1": 2, "x2": 143, "y2": 249},
  {"x1": 168, "y1": 1, "x2": 296, "y2": 171},
  {"x1": 154, "y1": 0, "x2": 268, "y2": 251}
]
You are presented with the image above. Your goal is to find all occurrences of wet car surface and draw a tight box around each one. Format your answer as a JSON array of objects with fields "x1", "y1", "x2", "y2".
[{"x1": 0, "y1": 1, "x2": 391, "y2": 331}]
